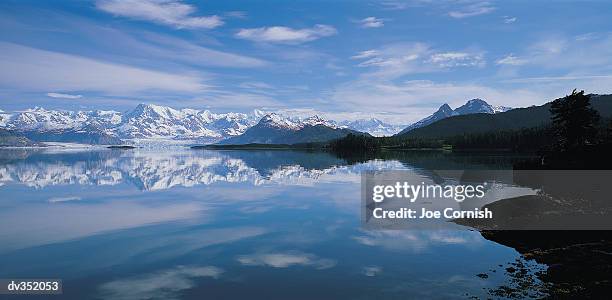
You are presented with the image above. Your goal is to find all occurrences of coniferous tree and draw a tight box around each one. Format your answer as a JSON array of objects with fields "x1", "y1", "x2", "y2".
[{"x1": 549, "y1": 89, "x2": 600, "y2": 151}]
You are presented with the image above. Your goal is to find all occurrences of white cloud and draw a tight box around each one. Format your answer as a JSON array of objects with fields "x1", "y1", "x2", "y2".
[
  {"x1": 224, "y1": 11, "x2": 247, "y2": 19},
  {"x1": 359, "y1": 17, "x2": 385, "y2": 28},
  {"x1": 496, "y1": 54, "x2": 527, "y2": 66},
  {"x1": 238, "y1": 81, "x2": 274, "y2": 89},
  {"x1": 351, "y1": 50, "x2": 380, "y2": 60},
  {"x1": 428, "y1": 52, "x2": 485, "y2": 68},
  {"x1": 350, "y1": 43, "x2": 485, "y2": 79},
  {"x1": 448, "y1": 1, "x2": 495, "y2": 18},
  {"x1": 380, "y1": 0, "x2": 433, "y2": 10},
  {"x1": 503, "y1": 16, "x2": 517, "y2": 24},
  {"x1": 0, "y1": 42, "x2": 206, "y2": 94},
  {"x1": 46, "y1": 92, "x2": 83, "y2": 99},
  {"x1": 235, "y1": 25, "x2": 337, "y2": 44},
  {"x1": 138, "y1": 32, "x2": 267, "y2": 68},
  {"x1": 521, "y1": 34, "x2": 612, "y2": 71},
  {"x1": 48, "y1": 196, "x2": 82, "y2": 203},
  {"x1": 329, "y1": 78, "x2": 548, "y2": 124},
  {"x1": 503, "y1": 75, "x2": 612, "y2": 84},
  {"x1": 96, "y1": 0, "x2": 223, "y2": 29},
  {"x1": 237, "y1": 252, "x2": 336, "y2": 269},
  {"x1": 98, "y1": 266, "x2": 222, "y2": 300}
]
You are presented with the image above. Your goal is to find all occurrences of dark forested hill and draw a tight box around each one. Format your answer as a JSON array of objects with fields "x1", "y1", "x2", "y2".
[{"x1": 397, "y1": 94, "x2": 612, "y2": 139}]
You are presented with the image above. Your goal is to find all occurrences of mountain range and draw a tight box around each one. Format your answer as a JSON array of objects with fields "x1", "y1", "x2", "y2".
[
  {"x1": 0, "y1": 98, "x2": 511, "y2": 146},
  {"x1": 397, "y1": 99, "x2": 512, "y2": 135},
  {"x1": 218, "y1": 113, "x2": 368, "y2": 145},
  {"x1": 0, "y1": 104, "x2": 404, "y2": 145}
]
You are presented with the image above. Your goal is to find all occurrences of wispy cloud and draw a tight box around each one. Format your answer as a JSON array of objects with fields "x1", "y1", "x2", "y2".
[
  {"x1": 351, "y1": 43, "x2": 485, "y2": 79},
  {"x1": 448, "y1": 1, "x2": 495, "y2": 19},
  {"x1": 503, "y1": 16, "x2": 517, "y2": 24},
  {"x1": 496, "y1": 54, "x2": 526, "y2": 66},
  {"x1": 428, "y1": 52, "x2": 485, "y2": 68},
  {"x1": 46, "y1": 92, "x2": 83, "y2": 99},
  {"x1": 48, "y1": 196, "x2": 82, "y2": 203},
  {"x1": 96, "y1": 0, "x2": 223, "y2": 29},
  {"x1": 238, "y1": 81, "x2": 274, "y2": 90},
  {"x1": 380, "y1": 0, "x2": 432, "y2": 10},
  {"x1": 0, "y1": 42, "x2": 207, "y2": 94},
  {"x1": 329, "y1": 78, "x2": 547, "y2": 123},
  {"x1": 235, "y1": 25, "x2": 337, "y2": 44},
  {"x1": 503, "y1": 75, "x2": 612, "y2": 84},
  {"x1": 136, "y1": 32, "x2": 267, "y2": 68},
  {"x1": 224, "y1": 11, "x2": 247, "y2": 19},
  {"x1": 359, "y1": 17, "x2": 385, "y2": 28}
]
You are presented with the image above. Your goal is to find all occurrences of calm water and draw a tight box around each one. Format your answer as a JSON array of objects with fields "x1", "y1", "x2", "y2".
[{"x1": 0, "y1": 148, "x2": 543, "y2": 299}]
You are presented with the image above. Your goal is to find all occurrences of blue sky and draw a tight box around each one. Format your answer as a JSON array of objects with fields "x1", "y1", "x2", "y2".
[{"x1": 1, "y1": 0, "x2": 612, "y2": 124}]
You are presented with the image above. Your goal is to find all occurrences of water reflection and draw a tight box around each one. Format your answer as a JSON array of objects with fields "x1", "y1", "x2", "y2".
[
  {"x1": 0, "y1": 149, "x2": 406, "y2": 190},
  {"x1": 0, "y1": 148, "x2": 541, "y2": 299}
]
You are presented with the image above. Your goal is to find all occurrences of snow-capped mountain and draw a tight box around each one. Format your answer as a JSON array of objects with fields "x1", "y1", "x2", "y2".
[
  {"x1": 218, "y1": 113, "x2": 367, "y2": 145},
  {"x1": 339, "y1": 118, "x2": 405, "y2": 137},
  {"x1": 115, "y1": 104, "x2": 260, "y2": 142},
  {"x1": 0, "y1": 104, "x2": 266, "y2": 144},
  {"x1": 397, "y1": 99, "x2": 512, "y2": 135},
  {"x1": 0, "y1": 104, "x2": 405, "y2": 144}
]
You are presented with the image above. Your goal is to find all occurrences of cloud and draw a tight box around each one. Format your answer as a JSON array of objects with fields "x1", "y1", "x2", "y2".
[
  {"x1": 513, "y1": 33, "x2": 612, "y2": 72},
  {"x1": 359, "y1": 17, "x2": 385, "y2": 28},
  {"x1": 350, "y1": 43, "x2": 485, "y2": 79},
  {"x1": 351, "y1": 50, "x2": 380, "y2": 60},
  {"x1": 502, "y1": 75, "x2": 612, "y2": 84},
  {"x1": 46, "y1": 92, "x2": 83, "y2": 99},
  {"x1": 237, "y1": 252, "x2": 336, "y2": 269},
  {"x1": 235, "y1": 25, "x2": 337, "y2": 44},
  {"x1": 448, "y1": 1, "x2": 495, "y2": 18},
  {"x1": 428, "y1": 52, "x2": 485, "y2": 68},
  {"x1": 96, "y1": 0, "x2": 223, "y2": 29},
  {"x1": 503, "y1": 16, "x2": 517, "y2": 24},
  {"x1": 238, "y1": 81, "x2": 274, "y2": 90},
  {"x1": 137, "y1": 32, "x2": 267, "y2": 68},
  {"x1": 224, "y1": 11, "x2": 247, "y2": 19},
  {"x1": 48, "y1": 196, "x2": 82, "y2": 203},
  {"x1": 98, "y1": 265, "x2": 222, "y2": 300},
  {"x1": 329, "y1": 78, "x2": 547, "y2": 124},
  {"x1": 0, "y1": 42, "x2": 206, "y2": 94},
  {"x1": 380, "y1": 0, "x2": 433, "y2": 10},
  {"x1": 496, "y1": 54, "x2": 527, "y2": 66}
]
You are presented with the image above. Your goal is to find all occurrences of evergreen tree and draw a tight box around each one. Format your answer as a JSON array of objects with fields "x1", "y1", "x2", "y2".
[{"x1": 549, "y1": 90, "x2": 600, "y2": 151}]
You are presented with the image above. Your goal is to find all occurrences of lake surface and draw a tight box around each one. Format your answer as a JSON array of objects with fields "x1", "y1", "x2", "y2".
[{"x1": 0, "y1": 148, "x2": 545, "y2": 299}]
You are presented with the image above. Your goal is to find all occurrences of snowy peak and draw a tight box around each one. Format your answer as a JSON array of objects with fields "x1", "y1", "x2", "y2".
[
  {"x1": 127, "y1": 103, "x2": 183, "y2": 119},
  {"x1": 301, "y1": 115, "x2": 338, "y2": 128},
  {"x1": 437, "y1": 103, "x2": 455, "y2": 115},
  {"x1": 398, "y1": 98, "x2": 512, "y2": 135},
  {"x1": 339, "y1": 118, "x2": 404, "y2": 137},
  {"x1": 492, "y1": 105, "x2": 513, "y2": 113},
  {"x1": 257, "y1": 113, "x2": 339, "y2": 131},
  {"x1": 259, "y1": 113, "x2": 301, "y2": 130},
  {"x1": 454, "y1": 98, "x2": 494, "y2": 114}
]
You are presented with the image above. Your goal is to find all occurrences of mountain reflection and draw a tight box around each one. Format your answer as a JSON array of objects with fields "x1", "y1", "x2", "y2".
[{"x1": 0, "y1": 149, "x2": 406, "y2": 190}]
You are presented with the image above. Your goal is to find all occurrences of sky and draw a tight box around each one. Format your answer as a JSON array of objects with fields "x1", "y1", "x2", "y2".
[{"x1": 1, "y1": 0, "x2": 612, "y2": 124}]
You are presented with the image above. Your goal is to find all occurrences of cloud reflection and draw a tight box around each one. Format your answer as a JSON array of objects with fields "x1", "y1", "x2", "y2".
[
  {"x1": 98, "y1": 265, "x2": 222, "y2": 300},
  {"x1": 237, "y1": 252, "x2": 336, "y2": 269}
]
